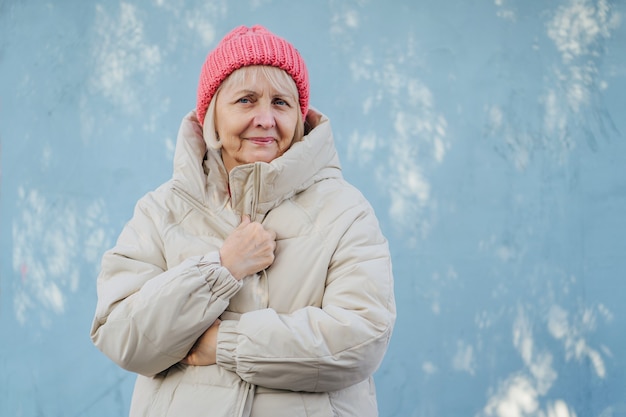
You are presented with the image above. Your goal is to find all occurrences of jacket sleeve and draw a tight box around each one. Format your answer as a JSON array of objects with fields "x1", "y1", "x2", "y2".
[
  {"x1": 90, "y1": 193, "x2": 242, "y2": 377},
  {"x1": 215, "y1": 200, "x2": 396, "y2": 392}
]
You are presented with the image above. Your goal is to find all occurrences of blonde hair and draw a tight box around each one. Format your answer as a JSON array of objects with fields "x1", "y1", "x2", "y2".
[{"x1": 202, "y1": 65, "x2": 304, "y2": 150}]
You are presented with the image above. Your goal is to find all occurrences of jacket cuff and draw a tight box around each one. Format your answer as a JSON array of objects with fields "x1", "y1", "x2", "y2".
[
  {"x1": 216, "y1": 319, "x2": 239, "y2": 373},
  {"x1": 197, "y1": 252, "x2": 242, "y2": 299}
]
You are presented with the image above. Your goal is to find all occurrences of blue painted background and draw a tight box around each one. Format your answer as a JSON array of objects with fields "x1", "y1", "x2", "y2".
[{"x1": 1, "y1": 1, "x2": 625, "y2": 416}]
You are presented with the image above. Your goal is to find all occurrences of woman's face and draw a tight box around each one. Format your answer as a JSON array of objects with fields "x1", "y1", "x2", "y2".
[{"x1": 214, "y1": 67, "x2": 300, "y2": 173}]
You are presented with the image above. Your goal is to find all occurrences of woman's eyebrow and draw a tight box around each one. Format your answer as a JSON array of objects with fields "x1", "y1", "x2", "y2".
[
  {"x1": 233, "y1": 89, "x2": 257, "y2": 96},
  {"x1": 232, "y1": 88, "x2": 295, "y2": 99},
  {"x1": 271, "y1": 89, "x2": 297, "y2": 99}
]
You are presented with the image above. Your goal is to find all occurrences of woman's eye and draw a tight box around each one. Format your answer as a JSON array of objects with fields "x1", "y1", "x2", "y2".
[
  {"x1": 274, "y1": 98, "x2": 288, "y2": 106},
  {"x1": 237, "y1": 97, "x2": 252, "y2": 104}
]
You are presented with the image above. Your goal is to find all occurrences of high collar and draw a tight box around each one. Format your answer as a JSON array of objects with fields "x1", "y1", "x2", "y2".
[{"x1": 172, "y1": 109, "x2": 342, "y2": 219}]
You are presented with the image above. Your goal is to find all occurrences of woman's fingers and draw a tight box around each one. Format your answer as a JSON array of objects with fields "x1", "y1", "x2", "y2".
[{"x1": 219, "y1": 216, "x2": 276, "y2": 280}]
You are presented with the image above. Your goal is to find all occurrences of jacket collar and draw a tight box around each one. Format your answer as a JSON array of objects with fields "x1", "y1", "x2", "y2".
[{"x1": 172, "y1": 109, "x2": 342, "y2": 219}]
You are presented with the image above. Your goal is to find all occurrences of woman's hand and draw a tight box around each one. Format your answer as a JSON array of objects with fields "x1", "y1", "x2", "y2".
[
  {"x1": 220, "y1": 215, "x2": 276, "y2": 280},
  {"x1": 181, "y1": 319, "x2": 221, "y2": 366}
]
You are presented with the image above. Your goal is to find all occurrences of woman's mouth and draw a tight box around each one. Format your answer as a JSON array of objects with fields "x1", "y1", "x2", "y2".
[{"x1": 248, "y1": 137, "x2": 275, "y2": 145}]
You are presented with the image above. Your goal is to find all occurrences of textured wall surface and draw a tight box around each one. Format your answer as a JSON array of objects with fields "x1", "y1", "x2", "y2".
[{"x1": 1, "y1": 1, "x2": 625, "y2": 416}]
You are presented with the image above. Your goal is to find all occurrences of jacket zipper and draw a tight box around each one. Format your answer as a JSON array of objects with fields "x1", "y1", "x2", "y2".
[
  {"x1": 252, "y1": 164, "x2": 270, "y2": 309},
  {"x1": 250, "y1": 163, "x2": 261, "y2": 222},
  {"x1": 237, "y1": 382, "x2": 255, "y2": 417}
]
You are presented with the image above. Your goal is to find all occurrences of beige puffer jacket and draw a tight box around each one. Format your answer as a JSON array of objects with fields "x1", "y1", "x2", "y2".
[{"x1": 91, "y1": 109, "x2": 396, "y2": 417}]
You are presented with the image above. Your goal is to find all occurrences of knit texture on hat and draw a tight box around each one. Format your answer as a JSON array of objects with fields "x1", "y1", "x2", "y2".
[{"x1": 196, "y1": 25, "x2": 309, "y2": 126}]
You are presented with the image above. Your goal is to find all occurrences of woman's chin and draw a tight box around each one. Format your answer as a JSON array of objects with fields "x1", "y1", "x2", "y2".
[{"x1": 243, "y1": 149, "x2": 280, "y2": 164}]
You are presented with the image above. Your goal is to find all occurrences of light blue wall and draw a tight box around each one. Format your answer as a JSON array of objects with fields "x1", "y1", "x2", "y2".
[{"x1": 1, "y1": 1, "x2": 625, "y2": 416}]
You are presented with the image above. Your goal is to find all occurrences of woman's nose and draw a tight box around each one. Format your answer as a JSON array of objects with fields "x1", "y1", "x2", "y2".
[{"x1": 253, "y1": 103, "x2": 276, "y2": 129}]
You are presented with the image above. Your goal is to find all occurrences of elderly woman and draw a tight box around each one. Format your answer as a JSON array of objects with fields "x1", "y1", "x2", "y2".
[{"x1": 91, "y1": 25, "x2": 396, "y2": 417}]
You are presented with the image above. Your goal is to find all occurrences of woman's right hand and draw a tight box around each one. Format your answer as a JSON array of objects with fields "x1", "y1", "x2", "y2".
[{"x1": 219, "y1": 215, "x2": 276, "y2": 280}]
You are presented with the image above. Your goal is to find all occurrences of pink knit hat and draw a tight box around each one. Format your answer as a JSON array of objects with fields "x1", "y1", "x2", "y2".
[{"x1": 196, "y1": 25, "x2": 309, "y2": 126}]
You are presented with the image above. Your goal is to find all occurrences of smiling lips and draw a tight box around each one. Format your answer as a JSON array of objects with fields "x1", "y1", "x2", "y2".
[{"x1": 248, "y1": 137, "x2": 275, "y2": 145}]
